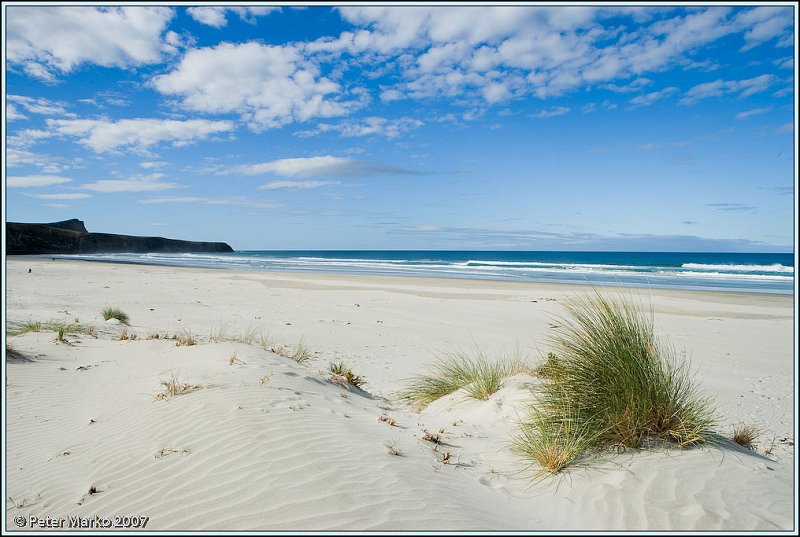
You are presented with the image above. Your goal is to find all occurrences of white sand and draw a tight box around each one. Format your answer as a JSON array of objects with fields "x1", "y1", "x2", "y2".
[{"x1": 4, "y1": 257, "x2": 796, "y2": 531}]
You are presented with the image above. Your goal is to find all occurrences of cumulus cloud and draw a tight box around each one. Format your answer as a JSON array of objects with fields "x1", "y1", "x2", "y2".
[
  {"x1": 7, "y1": 175, "x2": 72, "y2": 188},
  {"x1": 45, "y1": 118, "x2": 234, "y2": 153},
  {"x1": 187, "y1": 6, "x2": 280, "y2": 27},
  {"x1": 233, "y1": 155, "x2": 420, "y2": 177},
  {"x1": 153, "y1": 41, "x2": 364, "y2": 131},
  {"x1": 6, "y1": 6, "x2": 174, "y2": 80},
  {"x1": 304, "y1": 6, "x2": 792, "y2": 108}
]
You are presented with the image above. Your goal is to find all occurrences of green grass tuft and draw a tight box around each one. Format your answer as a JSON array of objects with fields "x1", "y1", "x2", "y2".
[
  {"x1": 516, "y1": 292, "x2": 716, "y2": 474},
  {"x1": 399, "y1": 349, "x2": 530, "y2": 409},
  {"x1": 328, "y1": 361, "x2": 366, "y2": 388},
  {"x1": 11, "y1": 321, "x2": 93, "y2": 338},
  {"x1": 101, "y1": 307, "x2": 129, "y2": 325}
]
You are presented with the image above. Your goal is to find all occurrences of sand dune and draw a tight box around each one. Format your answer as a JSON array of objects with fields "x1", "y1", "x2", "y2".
[{"x1": 4, "y1": 258, "x2": 795, "y2": 531}]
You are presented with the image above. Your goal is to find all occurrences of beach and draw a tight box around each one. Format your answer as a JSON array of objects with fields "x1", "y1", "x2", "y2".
[{"x1": 4, "y1": 257, "x2": 796, "y2": 531}]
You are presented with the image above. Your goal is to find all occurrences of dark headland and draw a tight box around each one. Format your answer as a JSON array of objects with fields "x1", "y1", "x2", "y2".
[{"x1": 6, "y1": 219, "x2": 234, "y2": 255}]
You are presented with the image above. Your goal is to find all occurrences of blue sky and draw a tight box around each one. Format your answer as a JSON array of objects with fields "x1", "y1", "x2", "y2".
[{"x1": 4, "y1": 3, "x2": 796, "y2": 251}]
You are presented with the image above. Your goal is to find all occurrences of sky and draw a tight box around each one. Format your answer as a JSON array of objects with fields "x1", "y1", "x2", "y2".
[{"x1": 3, "y1": 2, "x2": 796, "y2": 251}]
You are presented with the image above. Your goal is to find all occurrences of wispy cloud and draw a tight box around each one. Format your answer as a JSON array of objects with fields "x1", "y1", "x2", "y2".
[
  {"x1": 79, "y1": 173, "x2": 178, "y2": 193},
  {"x1": 530, "y1": 106, "x2": 571, "y2": 119},
  {"x1": 392, "y1": 225, "x2": 780, "y2": 251},
  {"x1": 259, "y1": 180, "x2": 336, "y2": 191},
  {"x1": 735, "y1": 107, "x2": 771, "y2": 120},
  {"x1": 627, "y1": 87, "x2": 678, "y2": 108},
  {"x1": 706, "y1": 203, "x2": 757, "y2": 212},
  {"x1": 233, "y1": 155, "x2": 421, "y2": 177},
  {"x1": 680, "y1": 74, "x2": 776, "y2": 104},
  {"x1": 140, "y1": 196, "x2": 281, "y2": 210},
  {"x1": 21, "y1": 192, "x2": 91, "y2": 200},
  {"x1": 295, "y1": 117, "x2": 423, "y2": 139},
  {"x1": 8, "y1": 175, "x2": 72, "y2": 188},
  {"x1": 46, "y1": 117, "x2": 235, "y2": 153}
]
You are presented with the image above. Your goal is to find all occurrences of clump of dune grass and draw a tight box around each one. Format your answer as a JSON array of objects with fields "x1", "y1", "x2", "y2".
[
  {"x1": 229, "y1": 352, "x2": 245, "y2": 365},
  {"x1": 329, "y1": 361, "x2": 366, "y2": 389},
  {"x1": 732, "y1": 423, "x2": 762, "y2": 450},
  {"x1": 12, "y1": 321, "x2": 93, "y2": 337},
  {"x1": 173, "y1": 330, "x2": 196, "y2": 347},
  {"x1": 290, "y1": 339, "x2": 311, "y2": 362},
  {"x1": 534, "y1": 352, "x2": 562, "y2": 380},
  {"x1": 101, "y1": 307, "x2": 129, "y2": 325},
  {"x1": 399, "y1": 349, "x2": 530, "y2": 410},
  {"x1": 513, "y1": 399, "x2": 601, "y2": 474},
  {"x1": 517, "y1": 292, "x2": 716, "y2": 474},
  {"x1": 13, "y1": 321, "x2": 44, "y2": 335},
  {"x1": 117, "y1": 330, "x2": 138, "y2": 341},
  {"x1": 154, "y1": 372, "x2": 203, "y2": 400},
  {"x1": 274, "y1": 339, "x2": 311, "y2": 362}
]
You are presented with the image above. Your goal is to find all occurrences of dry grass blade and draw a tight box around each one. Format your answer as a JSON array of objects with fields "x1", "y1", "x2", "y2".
[
  {"x1": 155, "y1": 372, "x2": 203, "y2": 400},
  {"x1": 732, "y1": 423, "x2": 762, "y2": 450}
]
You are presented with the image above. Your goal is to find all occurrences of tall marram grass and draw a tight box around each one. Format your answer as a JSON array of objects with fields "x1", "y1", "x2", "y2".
[
  {"x1": 518, "y1": 292, "x2": 715, "y2": 473},
  {"x1": 400, "y1": 349, "x2": 530, "y2": 410}
]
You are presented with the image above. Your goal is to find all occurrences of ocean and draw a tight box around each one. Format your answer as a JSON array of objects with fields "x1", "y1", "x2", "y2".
[{"x1": 47, "y1": 250, "x2": 795, "y2": 295}]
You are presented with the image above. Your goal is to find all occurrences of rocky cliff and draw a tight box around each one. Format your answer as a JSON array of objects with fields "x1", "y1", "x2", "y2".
[{"x1": 6, "y1": 219, "x2": 234, "y2": 255}]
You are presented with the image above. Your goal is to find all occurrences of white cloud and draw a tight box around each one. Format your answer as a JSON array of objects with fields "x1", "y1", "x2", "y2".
[
  {"x1": 46, "y1": 118, "x2": 234, "y2": 153},
  {"x1": 153, "y1": 41, "x2": 362, "y2": 131},
  {"x1": 259, "y1": 180, "x2": 335, "y2": 191},
  {"x1": 530, "y1": 106, "x2": 570, "y2": 119},
  {"x1": 307, "y1": 6, "x2": 789, "y2": 109},
  {"x1": 187, "y1": 6, "x2": 280, "y2": 27},
  {"x1": 7, "y1": 175, "x2": 72, "y2": 188},
  {"x1": 680, "y1": 74, "x2": 776, "y2": 104},
  {"x1": 6, "y1": 6, "x2": 174, "y2": 80},
  {"x1": 734, "y1": 6, "x2": 794, "y2": 50},
  {"x1": 233, "y1": 155, "x2": 419, "y2": 178},
  {"x1": 186, "y1": 7, "x2": 227, "y2": 27},
  {"x1": 8, "y1": 94, "x2": 70, "y2": 116},
  {"x1": 736, "y1": 107, "x2": 772, "y2": 120},
  {"x1": 22, "y1": 193, "x2": 91, "y2": 200},
  {"x1": 297, "y1": 117, "x2": 423, "y2": 138},
  {"x1": 79, "y1": 173, "x2": 178, "y2": 193},
  {"x1": 5, "y1": 149, "x2": 67, "y2": 173},
  {"x1": 7, "y1": 103, "x2": 27, "y2": 121},
  {"x1": 140, "y1": 161, "x2": 167, "y2": 169},
  {"x1": 627, "y1": 86, "x2": 678, "y2": 108},
  {"x1": 140, "y1": 196, "x2": 281, "y2": 210}
]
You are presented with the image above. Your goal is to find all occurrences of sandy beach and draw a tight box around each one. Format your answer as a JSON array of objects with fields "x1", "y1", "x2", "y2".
[{"x1": 4, "y1": 257, "x2": 795, "y2": 531}]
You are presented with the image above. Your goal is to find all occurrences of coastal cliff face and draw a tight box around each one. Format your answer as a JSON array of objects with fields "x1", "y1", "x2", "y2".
[{"x1": 6, "y1": 219, "x2": 234, "y2": 255}]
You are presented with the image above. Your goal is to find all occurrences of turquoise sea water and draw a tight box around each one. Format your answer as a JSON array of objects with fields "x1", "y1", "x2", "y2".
[{"x1": 48, "y1": 250, "x2": 795, "y2": 294}]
